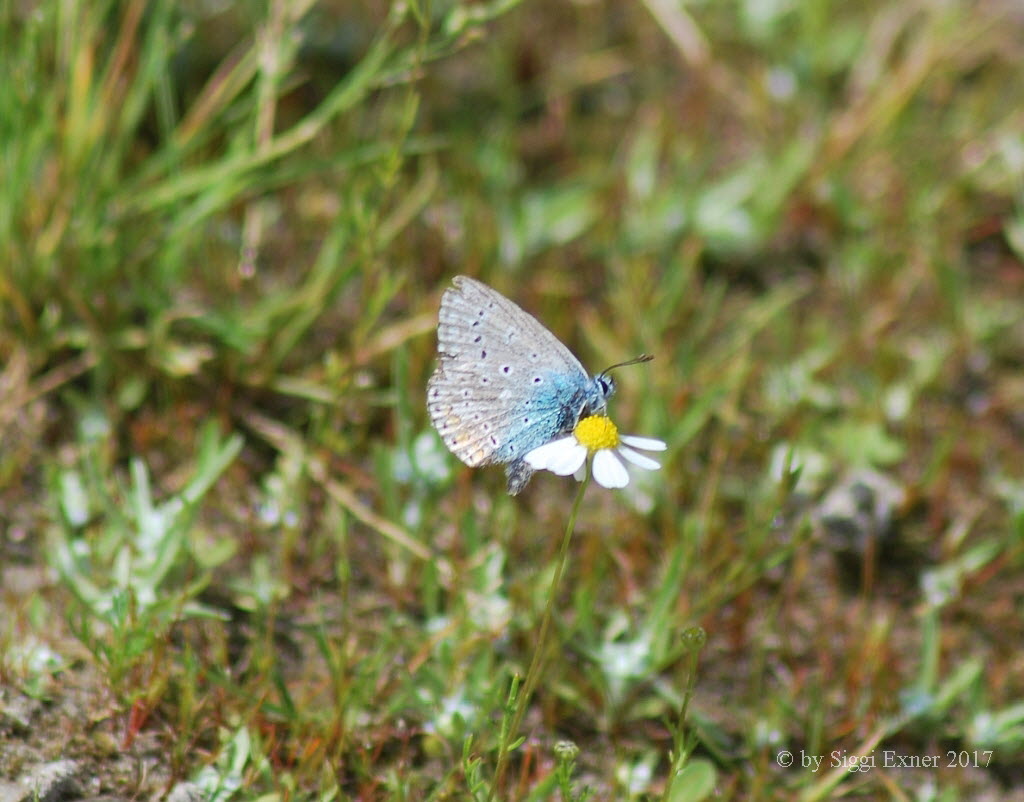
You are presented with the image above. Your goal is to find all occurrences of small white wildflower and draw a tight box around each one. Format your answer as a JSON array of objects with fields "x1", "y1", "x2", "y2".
[{"x1": 524, "y1": 416, "x2": 666, "y2": 489}]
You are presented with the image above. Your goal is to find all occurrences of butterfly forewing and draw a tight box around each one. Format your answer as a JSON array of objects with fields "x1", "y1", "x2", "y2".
[{"x1": 428, "y1": 276, "x2": 592, "y2": 467}]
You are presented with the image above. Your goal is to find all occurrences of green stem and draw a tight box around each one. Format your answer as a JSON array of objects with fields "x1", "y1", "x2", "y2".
[
  {"x1": 661, "y1": 628, "x2": 704, "y2": 800},
  {"x1": 489, "y1": 469, "x2": 591, "y2": 800}
]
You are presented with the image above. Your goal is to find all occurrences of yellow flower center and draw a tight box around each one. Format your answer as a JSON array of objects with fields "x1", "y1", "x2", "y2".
[{"x1": 574, "y1": 415, "x2": 620, "y2": 452}]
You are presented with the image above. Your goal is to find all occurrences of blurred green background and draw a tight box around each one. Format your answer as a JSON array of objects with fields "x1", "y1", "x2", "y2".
[{"x1": 2, "y1": 0, "x2": 1023, "y2": 799}]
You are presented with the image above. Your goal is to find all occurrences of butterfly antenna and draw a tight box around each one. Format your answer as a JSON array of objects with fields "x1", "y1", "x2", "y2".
[{"x1": 600, "y1": 353, "x2": 653, "y2": 376}]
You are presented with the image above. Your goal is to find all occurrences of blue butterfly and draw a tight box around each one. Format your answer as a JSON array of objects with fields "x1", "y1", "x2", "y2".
[{"x1": 427, "y1": 276, "x2": 620, "y2": 494}]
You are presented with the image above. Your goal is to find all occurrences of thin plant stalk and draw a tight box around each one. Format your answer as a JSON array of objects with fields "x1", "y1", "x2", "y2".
[
  {"x1": 661, "y1": 627, "x2": 705, "y2": 800},
  {"x1": 489, "y1": 469, "x2": 592, "y2": 800}
]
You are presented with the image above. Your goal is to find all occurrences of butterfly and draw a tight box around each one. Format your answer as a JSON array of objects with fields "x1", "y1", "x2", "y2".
[{"x1": 427, "y1": 276, "x2": 634, "y2": 494}]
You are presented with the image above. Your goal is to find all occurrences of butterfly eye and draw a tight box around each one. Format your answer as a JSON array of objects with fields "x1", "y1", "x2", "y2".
[{"x1": 598, "y1": 376, "x2": 616, "y2": 397}]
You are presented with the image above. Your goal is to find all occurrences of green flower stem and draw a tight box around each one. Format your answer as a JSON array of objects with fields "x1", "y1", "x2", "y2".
[
  {"x1": 489, "y1": 469, "x2": 592, "y2": 800},
  {"x1": 661, "y1": 627, "x2": 706, "y2": 800}
]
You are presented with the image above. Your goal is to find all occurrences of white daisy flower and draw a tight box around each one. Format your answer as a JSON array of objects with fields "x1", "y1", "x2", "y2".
[{"x1": 524, "y1": 416, "x2": 666, "y2": 489}]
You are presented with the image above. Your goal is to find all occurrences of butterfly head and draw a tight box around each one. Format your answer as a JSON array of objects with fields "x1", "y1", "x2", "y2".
[
  {"x1": 584, "y1": 354, "x2": 652, "y2": 416},
  {"x1": 582, "y1": 373, "x2": 616, "y2": 417}
]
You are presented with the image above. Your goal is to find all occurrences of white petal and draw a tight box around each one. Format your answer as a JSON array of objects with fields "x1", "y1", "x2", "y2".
[
  {"x1": 525, "y1": 437, "x2": 587, "y2": 476},
  {"x1": 549, "y1": 444, "x2": 588, "y2": 475},
  {"x1": 618, "y1": 445, "x2": 661, "y2": 471},
  {"x1": 592, "y1": 449, "x2": 629, "y2": 488},
  {"x1": 620, "y1": 435, "x2": 667, "y2": 452},
  {"x1": 573, "y1": 462, "x2": 587, "y2": 482},
  {"x1": 524, "y1": 437, "x2": 574, "y2": 469}
]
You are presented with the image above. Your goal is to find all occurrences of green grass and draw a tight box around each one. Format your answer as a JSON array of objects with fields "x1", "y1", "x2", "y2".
[{"x1": 2, "y1": 0, "x2": 1024, "y2": 799}]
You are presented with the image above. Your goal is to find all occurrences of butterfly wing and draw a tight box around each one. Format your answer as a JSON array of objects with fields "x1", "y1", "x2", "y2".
[{"x1": 428, "y1": 276, "x2": 592, "y2": 474}]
